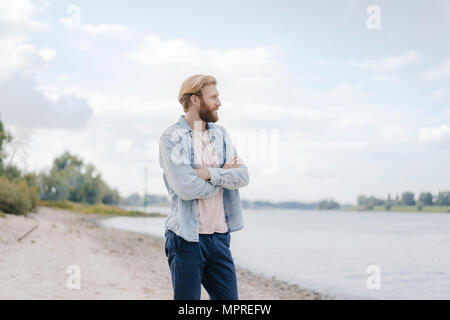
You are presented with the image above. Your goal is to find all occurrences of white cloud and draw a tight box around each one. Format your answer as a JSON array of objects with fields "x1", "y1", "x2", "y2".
[
  {"x1": 38, "y1": 84, "x2": 181, "y2": 117},
  {"x1": 0, "y1": 37, "x2": 36, "y2": 80},
  {"x1": 0, "y1": 0, "x2": 91, "y2": 130},
  {"x1": 81, "y1": 24, "x2": 127, "y2": 35},
  {"x1": 0, "y1": 75, "x2": 93, "y2": 129},
  {"x1": 0, "y1": 0, "x2": 48, "y2": 29},
  {"x1": 418, "y1": 125, "x2": 450, "y2": 143},
  {"x1": 39, "y1": 47, "x2": 56, "y2": 62},
  {"x1": 0, "y1": 0, "x2": 34, "y2": 23},
  {"x1": 0, "y1": 0, "x2": 54, "y2": 81},
  {"x1": 421, "y1": 59, "x2": 450, "y2": 81},
  {"x1": 127, "y1": 35, "x2": 281, "y2": 76},
  {"x1": 60, "y1": 15, "x2": 80, "y2": 30},
  {"x1": 28, "y1": 20, "x2": 47, "y2": 30},
  {"x1": 0, "y1": 37, "x2": 57, "y2": 81},
  {"x1": 349, "y1": 51, "x2": 419, "y2": 72},
  {"x1": 60, "y1": 10, "x2": 127, "y2": 36}
]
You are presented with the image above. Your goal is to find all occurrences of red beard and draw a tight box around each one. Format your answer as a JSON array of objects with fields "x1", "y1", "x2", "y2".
[{"x1": 199, "y1": 97, "x2": 218, "y2": 123}]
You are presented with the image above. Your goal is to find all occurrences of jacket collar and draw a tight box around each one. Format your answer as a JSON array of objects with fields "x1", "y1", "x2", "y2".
[{"x1": 178, "y1": 114, "x2": 212, "y2": 132}]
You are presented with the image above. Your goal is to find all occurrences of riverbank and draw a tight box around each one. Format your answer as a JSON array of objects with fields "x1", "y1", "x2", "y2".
[
  {"x1": 347, "y1": 205, "x2": 450, "y2": 213},
  {"x1": 0, "y1": 207, "x2": 334, "y2": 300}
]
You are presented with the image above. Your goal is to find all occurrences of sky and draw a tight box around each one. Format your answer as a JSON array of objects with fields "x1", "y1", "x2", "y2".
[{"x1": 1, "y1": 0, "x2": 450, "y2": 204}]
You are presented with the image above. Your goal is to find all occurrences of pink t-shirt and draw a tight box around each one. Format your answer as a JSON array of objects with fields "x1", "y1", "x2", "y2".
[{"x1": 193, "y1": 129, "x2": 228, "y2": 234}]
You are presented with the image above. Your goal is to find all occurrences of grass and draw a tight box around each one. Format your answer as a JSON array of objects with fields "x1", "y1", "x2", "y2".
[
  {"x1": 39, "y1": 200, "x2": 166, "y2": 217},
  {"x1": 0, "y1": 210, "x2": 5, "y2": 218},
  {"x1": 347, "y1": 205, "x2": 450, "y2": 213}
]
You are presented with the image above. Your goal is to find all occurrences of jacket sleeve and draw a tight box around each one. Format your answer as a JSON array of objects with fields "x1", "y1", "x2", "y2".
[
  {"x1": 159, "y1": 133, "x2": 221, "y2": 200},
  {"x1": 207, "y1": 127, "x2": 249, "y2": 190}
]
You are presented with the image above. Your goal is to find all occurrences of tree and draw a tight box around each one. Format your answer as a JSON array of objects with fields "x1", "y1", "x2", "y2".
[
  {"x1": 0, "y1": 121, "x2": 13, "y2": 175},
  {"x1": 102, "y1": 184, "x2": 120, "y2": 205},
  {"x1": 435, "y1": 191, "x2": 450, "y2": 206},
  {"x1": 80, "y1": 164, "x2": 103, "y2": 204},
  {"x1": 385, "y1": 193, "x2": 392, "y2": 211},
  {"x1": 0, "y1": 123, "x2": 24, "y2": 182},
  {"x1": 317, "y1": 199, "x2": 341, "y2": 210},
  {"x1": 356, "y1": 194, "x2": 384, "y2": 210},
  {"x1": 401, "y1": 192, "x2": 415, "y2": 206},
  {"x1": 367, "y1": 197, "x2": 374, "y2": 210},
  {"x1": 39, "y1": 151, "x2": 119, "y2": 204},
  {"x1": 40, "y1": 151, "x2": 83, "y2": 201},
  {"x1": 357, "y1": 195, "x2": 368, "y2": 206},
  {"x1": 39, "y1": 170, "x2": 69, "y2": 201},
  {"x1": 418, "y1": 192, "x2": 433, "y2": 206},
  {"x1": 2, "y1": 164, "x2": 22, "y2": 182},
  {"x1": 52, "y1": 151, "x2": 83, "y2": 172},
  {"x1": 120, "y1": 193, "x2": 141, "y2": 206}
]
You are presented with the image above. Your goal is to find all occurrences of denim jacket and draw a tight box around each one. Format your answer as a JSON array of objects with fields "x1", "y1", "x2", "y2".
[{"x1": 159, "y1": 115, "x2": 249, "y2": 242}]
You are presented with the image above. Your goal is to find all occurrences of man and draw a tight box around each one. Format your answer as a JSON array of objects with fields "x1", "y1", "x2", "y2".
[{"x1": 159, "y1": 74, "x2": 249, "y2": 300}]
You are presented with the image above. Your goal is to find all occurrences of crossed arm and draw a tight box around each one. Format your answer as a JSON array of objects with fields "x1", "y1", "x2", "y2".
[
  {"x1": 194, "y1": 155, "x2": 249, "y2": 190},
  {"x1": 159, "y1": 133, "x2": 249, "y2": 201}
]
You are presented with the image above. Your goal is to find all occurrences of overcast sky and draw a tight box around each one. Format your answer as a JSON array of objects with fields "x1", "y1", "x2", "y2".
[{"x1": 1, "y1": 0, "x2": 450, "y2": 204}]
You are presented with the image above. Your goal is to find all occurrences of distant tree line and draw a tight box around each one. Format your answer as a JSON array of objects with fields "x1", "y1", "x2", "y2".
[
  {"x1": 1, "y1": 120, "x2": 121, "y2": 215},
  {"x1": 357, "y1": 191, "x2": 450, "y2": 210},
  {"x1": 120, "y1": 193, "x2": 170, "y2": 207},
  {"x1": 120, "y1": 196, "x2": 327, "y2": 210},
  {"x1": 316, "y1": 199, "x2": 341, "y2": 210},
  {"x1": 39, "y1": 151, "x2": 120, "y2": 205}
]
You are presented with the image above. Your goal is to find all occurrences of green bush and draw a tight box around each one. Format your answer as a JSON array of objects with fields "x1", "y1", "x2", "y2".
[
  {"x1": 0, "y1": 176, "x2": 39, "y2": 215},
  {"x1": 38, "y1": 200, "x2": 77, "y2": 209}
]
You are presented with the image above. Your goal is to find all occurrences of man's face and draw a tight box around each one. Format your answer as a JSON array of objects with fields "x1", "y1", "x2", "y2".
[{"x1": 198, "y1": 84, "x2": 221, "y2": 123}]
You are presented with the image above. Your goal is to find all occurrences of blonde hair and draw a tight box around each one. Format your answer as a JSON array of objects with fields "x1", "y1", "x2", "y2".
[{"x1": 178, "y1": 74, "x2": 217, "y2": 112}]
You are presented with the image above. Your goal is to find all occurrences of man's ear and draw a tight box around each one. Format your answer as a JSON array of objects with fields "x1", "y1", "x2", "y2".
[{"x1": 190, "y1": 94, "x2": 198, "y2": 107}]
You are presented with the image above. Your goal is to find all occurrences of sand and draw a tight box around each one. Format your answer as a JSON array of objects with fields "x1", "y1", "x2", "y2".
[{"x1": 0, "y1": 206, "x2": 334, "y2": 300}]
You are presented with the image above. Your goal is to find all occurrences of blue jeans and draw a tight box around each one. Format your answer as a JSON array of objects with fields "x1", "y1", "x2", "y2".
[{"x1": 164, "y1": 229, "x2": 239, "y2": 300}]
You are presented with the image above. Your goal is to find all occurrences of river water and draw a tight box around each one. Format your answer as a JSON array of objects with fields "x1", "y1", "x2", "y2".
[{"x1": 100, "y1": 207, "x2": 450, "y2": 299}]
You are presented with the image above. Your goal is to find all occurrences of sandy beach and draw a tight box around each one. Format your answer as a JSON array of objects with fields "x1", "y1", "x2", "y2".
[{"x1": 0, "y1": 207, "x2": 334, "y2": 300}]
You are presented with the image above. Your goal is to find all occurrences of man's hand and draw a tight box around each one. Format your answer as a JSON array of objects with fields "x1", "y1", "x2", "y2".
[
  {"x1": 194, "y1": 156, "x2": 243, "y2": 181},
  {"x1": 194, "y1": 168, "x2": 211, "y2": 181},
  {"x1": 222, "y1": 156, "x2": 242, "y2": 169}
]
